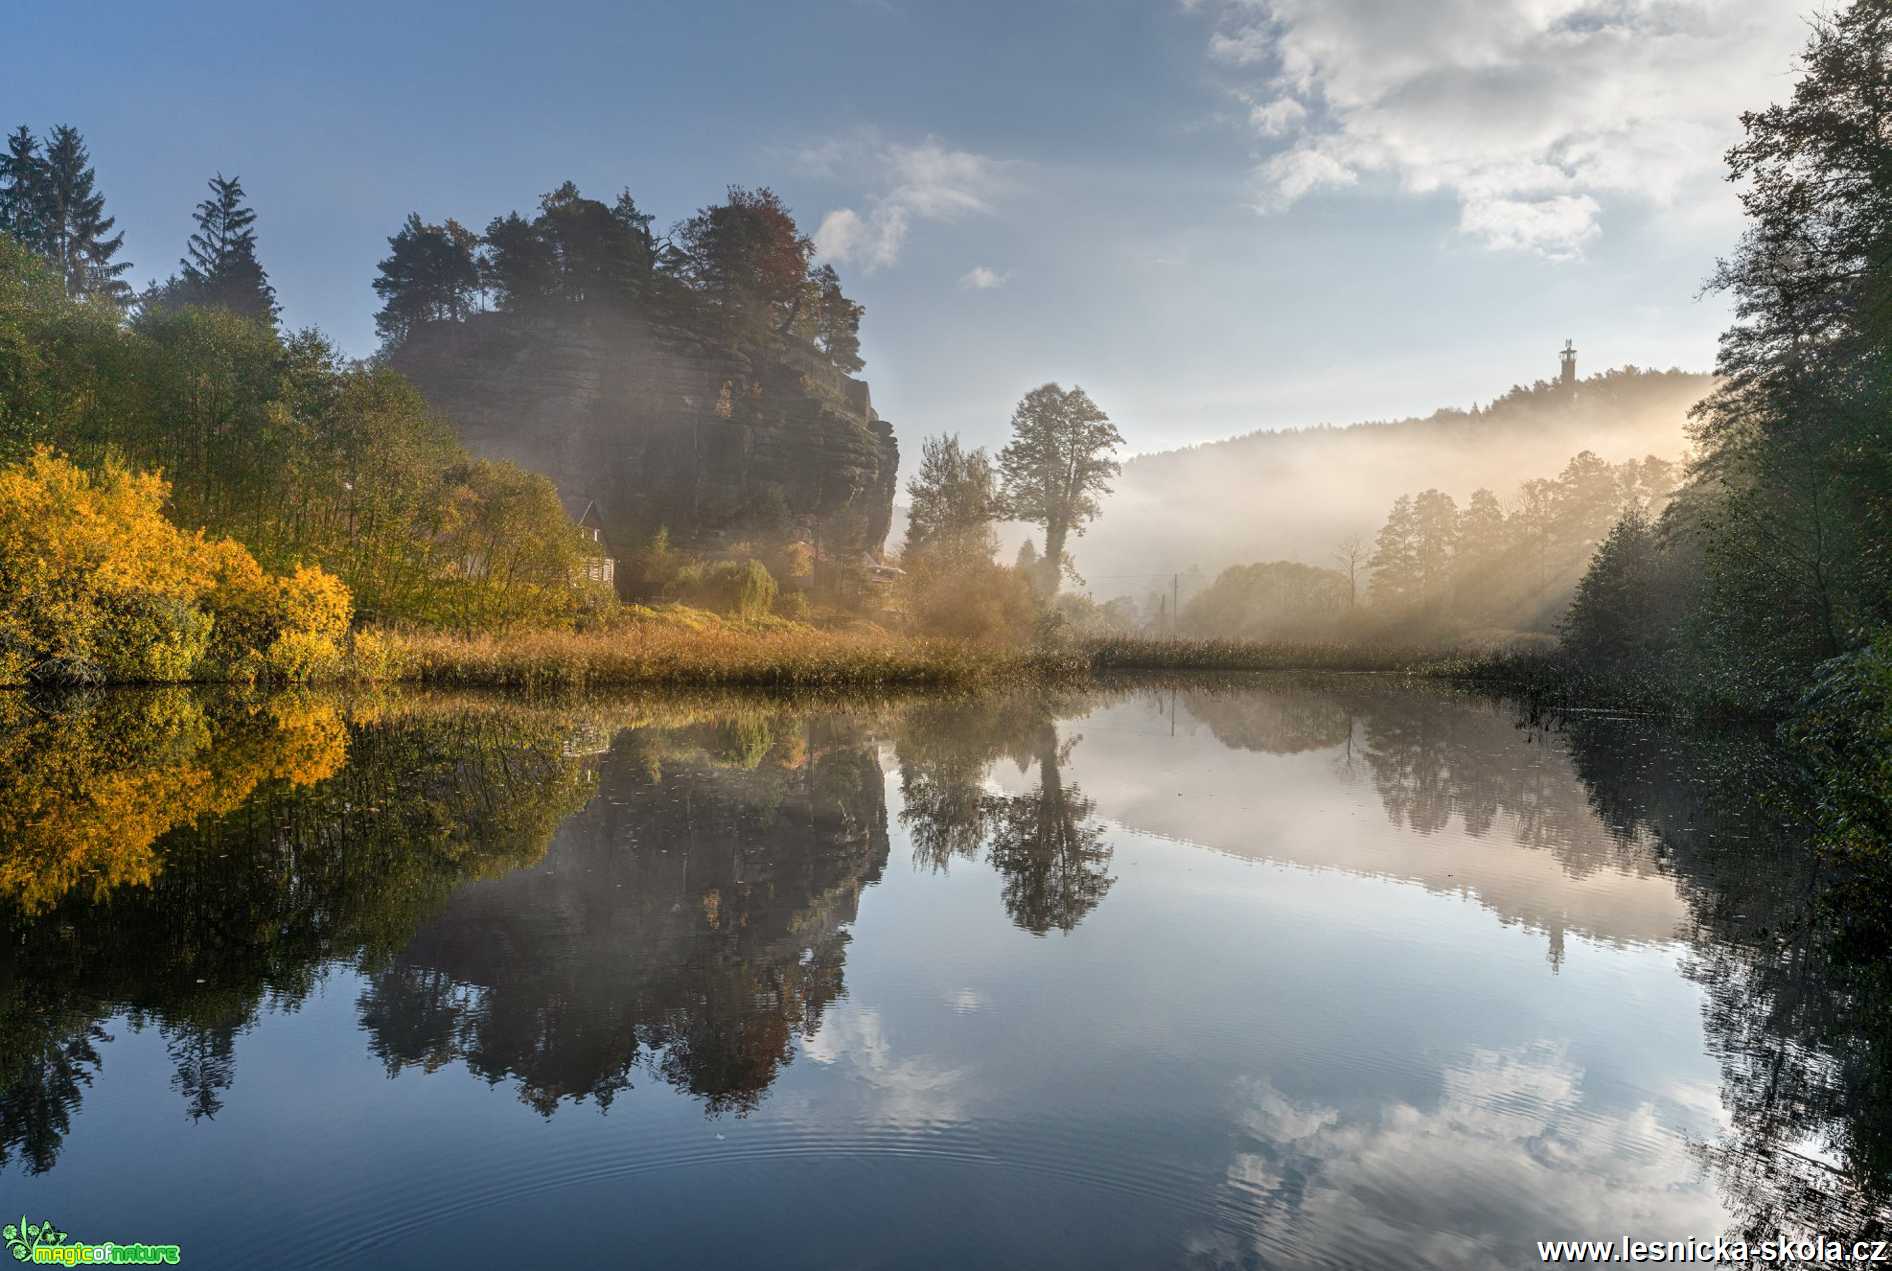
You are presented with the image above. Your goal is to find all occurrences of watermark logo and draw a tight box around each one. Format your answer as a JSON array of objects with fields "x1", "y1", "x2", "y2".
[
  {"x1": 5, "y1": 1218, "x2": 64, "y2": 1262},
  {"x1": 4, "y1": 1217, "x2": 180, "y2": 1265}
]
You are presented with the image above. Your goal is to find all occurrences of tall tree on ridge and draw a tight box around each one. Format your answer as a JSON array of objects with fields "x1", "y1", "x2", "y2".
[
  {"x1": 176, "y1": 173, "x2": 276, "y2": 323},
  {"x1": 997, "y1": 383, "x2": 1123, "y2": 595},
  {"x1": 373, "y1": 213, "x2": 482, "y2": 345},
  {"x1": 39, "y1": 126, "x2": 131, "y2": 304},
  {"x1": 670, "y1": 186, "x2": 813, "y2": 350}
]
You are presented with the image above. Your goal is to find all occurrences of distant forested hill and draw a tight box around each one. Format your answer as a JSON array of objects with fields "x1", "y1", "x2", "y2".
[{"x1": 1076, "y1": 367, "x2": 1713, "y2": 599}]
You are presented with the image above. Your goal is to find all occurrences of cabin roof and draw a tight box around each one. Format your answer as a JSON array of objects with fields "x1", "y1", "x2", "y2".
[{"x1": 558, "y1": 494, "x2": 602, "y2": 528}]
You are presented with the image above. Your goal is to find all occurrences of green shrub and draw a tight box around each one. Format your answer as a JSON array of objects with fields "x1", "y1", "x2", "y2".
[
  {"x1": 904, "y1": 558, "x2": 1036, "y2": 644},
  {"x1": 1791, "y1": 631, "x2": 1892, "y2": 860},
  {"x1": 673, "y1": 558, "x2": 778, "y2": 619}
]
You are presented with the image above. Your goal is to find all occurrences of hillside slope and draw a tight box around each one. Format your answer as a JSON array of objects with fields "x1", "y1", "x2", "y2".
[{"x1": 1075, "y1": 367, "x2": 1711, "y2": 599}]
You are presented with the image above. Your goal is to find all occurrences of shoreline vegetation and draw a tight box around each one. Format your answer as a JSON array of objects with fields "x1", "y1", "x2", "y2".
[{"x1": 387, "y1": 628, "x2": 1476, "y2": 691}]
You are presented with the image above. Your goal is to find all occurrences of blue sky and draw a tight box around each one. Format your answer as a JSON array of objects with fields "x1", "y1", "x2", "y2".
[{"x1": 10, "y1": 0, "x2": 1810, "y2": 465}]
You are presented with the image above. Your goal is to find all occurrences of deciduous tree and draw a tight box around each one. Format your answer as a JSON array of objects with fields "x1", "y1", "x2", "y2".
[
  {"x1": 997, "y1": 383, "x2": 1123, "y2": 595},
  {"x1": 903, "y1": 434, "x2": 1000, "y2": 567}
]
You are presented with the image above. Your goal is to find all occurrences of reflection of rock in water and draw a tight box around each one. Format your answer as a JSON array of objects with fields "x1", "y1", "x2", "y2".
[{"x1": 357, "y1": 715, "x2": 890, "y2": 1117}]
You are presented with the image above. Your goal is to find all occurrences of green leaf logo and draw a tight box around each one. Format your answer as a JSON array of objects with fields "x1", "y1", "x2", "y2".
[{"x1": 4, "y1": 1215, "x2": 66, "y2": 1261}]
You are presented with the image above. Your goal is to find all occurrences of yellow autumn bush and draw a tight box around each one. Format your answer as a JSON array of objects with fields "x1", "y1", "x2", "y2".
[
  {"x1": 0, "y1": 691, "x2": 347, "y2": 913},
  {"x1": 0, "y1": 449, "x2": 353, "y2": 684}
]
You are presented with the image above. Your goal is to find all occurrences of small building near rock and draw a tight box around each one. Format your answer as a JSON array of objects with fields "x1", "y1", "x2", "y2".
[
  {"x1": 863, "y1": 556, "x2": 904, "y2": 588},
  {"x1": 560, "y1": 495, "x2": 616, "y2": 588}
]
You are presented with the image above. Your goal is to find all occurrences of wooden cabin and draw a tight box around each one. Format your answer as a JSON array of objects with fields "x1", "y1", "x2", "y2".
[{"x1": 560, "y1": 495, "x2": 617, "y2": 588}]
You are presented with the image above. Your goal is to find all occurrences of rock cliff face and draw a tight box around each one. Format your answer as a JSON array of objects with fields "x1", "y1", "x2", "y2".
[{"x1": 392, "y1": 312, "x2": 898, "y2": 576}]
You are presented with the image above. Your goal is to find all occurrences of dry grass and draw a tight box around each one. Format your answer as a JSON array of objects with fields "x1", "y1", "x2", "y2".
[
  {"x1": 388, "y1": 625, "x2": 1089, "y2": 691},
  {"x1": 1082, "y1": 637, "x2": 1458, "y2": 674},
  {"x1": 377, "y1": 623, "x2": 1495, "y2": 693}
]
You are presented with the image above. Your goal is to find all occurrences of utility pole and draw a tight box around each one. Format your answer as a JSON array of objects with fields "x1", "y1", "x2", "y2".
[{"x1": 1171, "y1": 573, "x2": 1179, "y2": 636}]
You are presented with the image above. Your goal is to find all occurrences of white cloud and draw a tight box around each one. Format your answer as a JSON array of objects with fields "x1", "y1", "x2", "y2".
[
  {"x1": 958, "y1": 265, "x2": 1010, "y2": 290},
  {"x1": 1203, "y1": 0, "x2": 1806, "y2": 257},
  {"x1": 1245, "y1": 95, "x2": 1306, "y2": 137},
  {"x1": 814, "y1": 206, "x2": 908, "y2": 272},
  {"x1": 1251, "y1": 146, "x2": 1356, "y2": 211},
  {"x1": 1189, "y1": 1044, "x2": 1730, "y2": 1268},
  {"x1": 1458, "y1": 193, "x2": 1601, "y2": 259},
  {"x1": 800, "y1": 1006, "x2": 966, "y2": 1123},
  {"x1": 803, "y1": 134, "x2": 1016, "y2": 271},
  {"x1": 1209, "y1": 28, "x2": 1272, "y2": 65}
]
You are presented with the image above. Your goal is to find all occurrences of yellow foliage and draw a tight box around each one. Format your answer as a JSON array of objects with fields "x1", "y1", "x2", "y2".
[
  {"x1": 0, "y1": 691, "x2": 346, "y2": 913},
  {"x1": 0, "y1": 449, "x2": 354, "y2": 684}
]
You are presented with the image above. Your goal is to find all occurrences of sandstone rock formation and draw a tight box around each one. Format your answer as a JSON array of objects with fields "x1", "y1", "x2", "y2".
[{"x1": 393, "y1": 312, "x2": 898, "y2": 580}]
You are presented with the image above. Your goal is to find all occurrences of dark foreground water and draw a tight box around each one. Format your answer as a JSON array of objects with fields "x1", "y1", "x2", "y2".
[{"x1": 2, "y1": 679, "x2": 1887, "y2": 1267}]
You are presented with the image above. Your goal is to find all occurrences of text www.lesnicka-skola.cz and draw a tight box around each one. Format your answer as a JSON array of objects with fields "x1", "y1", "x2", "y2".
[{"x1": 1538, "y1": 1237, "x2": 1892, "y2": 1264}]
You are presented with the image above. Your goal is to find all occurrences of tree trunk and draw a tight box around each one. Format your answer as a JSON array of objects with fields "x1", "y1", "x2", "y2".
[{"x1": 1042, "y1": 520, "x2": 1068, "y2": 595}]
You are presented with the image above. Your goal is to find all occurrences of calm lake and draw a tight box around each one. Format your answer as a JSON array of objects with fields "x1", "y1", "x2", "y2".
[{"x1": 2, "y1": 678, "x2": 1884, "y2": 1267}]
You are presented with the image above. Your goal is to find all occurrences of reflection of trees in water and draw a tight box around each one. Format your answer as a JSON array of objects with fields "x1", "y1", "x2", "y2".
[
  {"x1": 0, "y1": 690, "x2": 346, "y2": 913},
  {"x1": 356, "y1": 714, "x2": 890, "y2": 1117},
  {"x1": 1354, "y1": 693, "x2": 1650, "y2": 874},
  {"x1": 896, "y1": 699, "x2": 1113, "y2": 935},
  {"x1": 0, "y1": 694, "x2": 596, "y2": 1174},
  {"x1": 1189, "y1": 679, "x2": 1658, "y2": 878},
  {"x1": 1181, "y1": 678, "x2": 1661, "y2": 885},
  {"x1": 1179, "y1": 686, "x2": 1353, "y2": 755},
  {"x1": 1562, "y1": 718, "x2": 1892, "y2": 1241}
]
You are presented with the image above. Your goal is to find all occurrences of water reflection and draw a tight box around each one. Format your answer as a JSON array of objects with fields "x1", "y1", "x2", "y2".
[
  {"x1": 0, "y1": 691, "x2": 595, "y2": 1172},
  {"x1": 895, "y1": 698, "x2": 1114, "y2": 933},
  {"x1": 358, "y1": 711, "x2": 888, "y2": 1115},
  {"x1": 1560, "y1": 716, "x2": 1892, "y2": 1245},
  {"x1": 0, "y1": 678, "x2": 1887, "y2": 1258}
]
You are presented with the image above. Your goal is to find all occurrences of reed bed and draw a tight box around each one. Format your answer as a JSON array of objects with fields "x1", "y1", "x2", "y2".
[
  {"x1": 389, "y1": 627, "x2": 1091, "y2": 692},
  {"x1": 381, "y1": 625, "x2": 1500, "y2": 693},
  {"x1": 1082, "y1": 637, "x2": 1455, "y2": 675}
]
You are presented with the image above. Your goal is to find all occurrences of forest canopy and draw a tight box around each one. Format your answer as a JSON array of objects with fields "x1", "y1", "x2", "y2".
[{"x1": 372, "y1": 181, "x2": 864, "y2": 375}]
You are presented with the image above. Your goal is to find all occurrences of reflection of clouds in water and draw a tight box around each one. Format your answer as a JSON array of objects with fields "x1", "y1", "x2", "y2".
[
  {"x1": 800, "y1": 1005, "x2": 967, "y2": 1124},
  {"x1": 947, "y1": 988, "x2": 986, "y2": 1014},
  {"x1": 1190, "y1": 1043, "x2": 1729, "y2": 1270}
]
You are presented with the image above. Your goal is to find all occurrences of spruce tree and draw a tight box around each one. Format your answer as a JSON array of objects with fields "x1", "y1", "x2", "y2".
[
  {"x1": 40, "y1": 125, "x2": 131, "y2": 304},
  {"x1": 178, "y1": 173, "x2": 276, "y2": 322},
  {"x1": 0, "y1": 126, "x2": 48, "y2": 250}
]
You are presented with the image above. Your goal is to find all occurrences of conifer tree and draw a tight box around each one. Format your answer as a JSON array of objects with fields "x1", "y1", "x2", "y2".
[
  {"x1": 176, "y1": 173, "x2": 276, "y2": 322},
  {"x1": 39, "y1": 126, "x2": 131, "y2": 304},
  {"x1": 373, "y1": 213, "x2": 481, "y2": 345},
  {"x1": 1368, "y1": 494, "x2": 1419, "y2": 608},
  {"x1": 0, "y1": 126, "x2": 48, "y2": 251}
]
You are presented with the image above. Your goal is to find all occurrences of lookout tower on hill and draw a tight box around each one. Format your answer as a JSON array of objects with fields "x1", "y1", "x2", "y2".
[{"x1": 1559, "y1": 339, "x2": 1577, "y2": 388}]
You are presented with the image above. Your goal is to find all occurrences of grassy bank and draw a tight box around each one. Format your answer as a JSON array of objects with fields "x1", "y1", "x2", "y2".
[
  {"x1": 377, "y1": 620, "x2": 1482, "y2": 693},
  {"x1": 1084, "y1": 636, "x2": 1456, "y2": 675},
  {"x1": 387, "y1": 625, "x2": 1090, "y2": 691}
]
